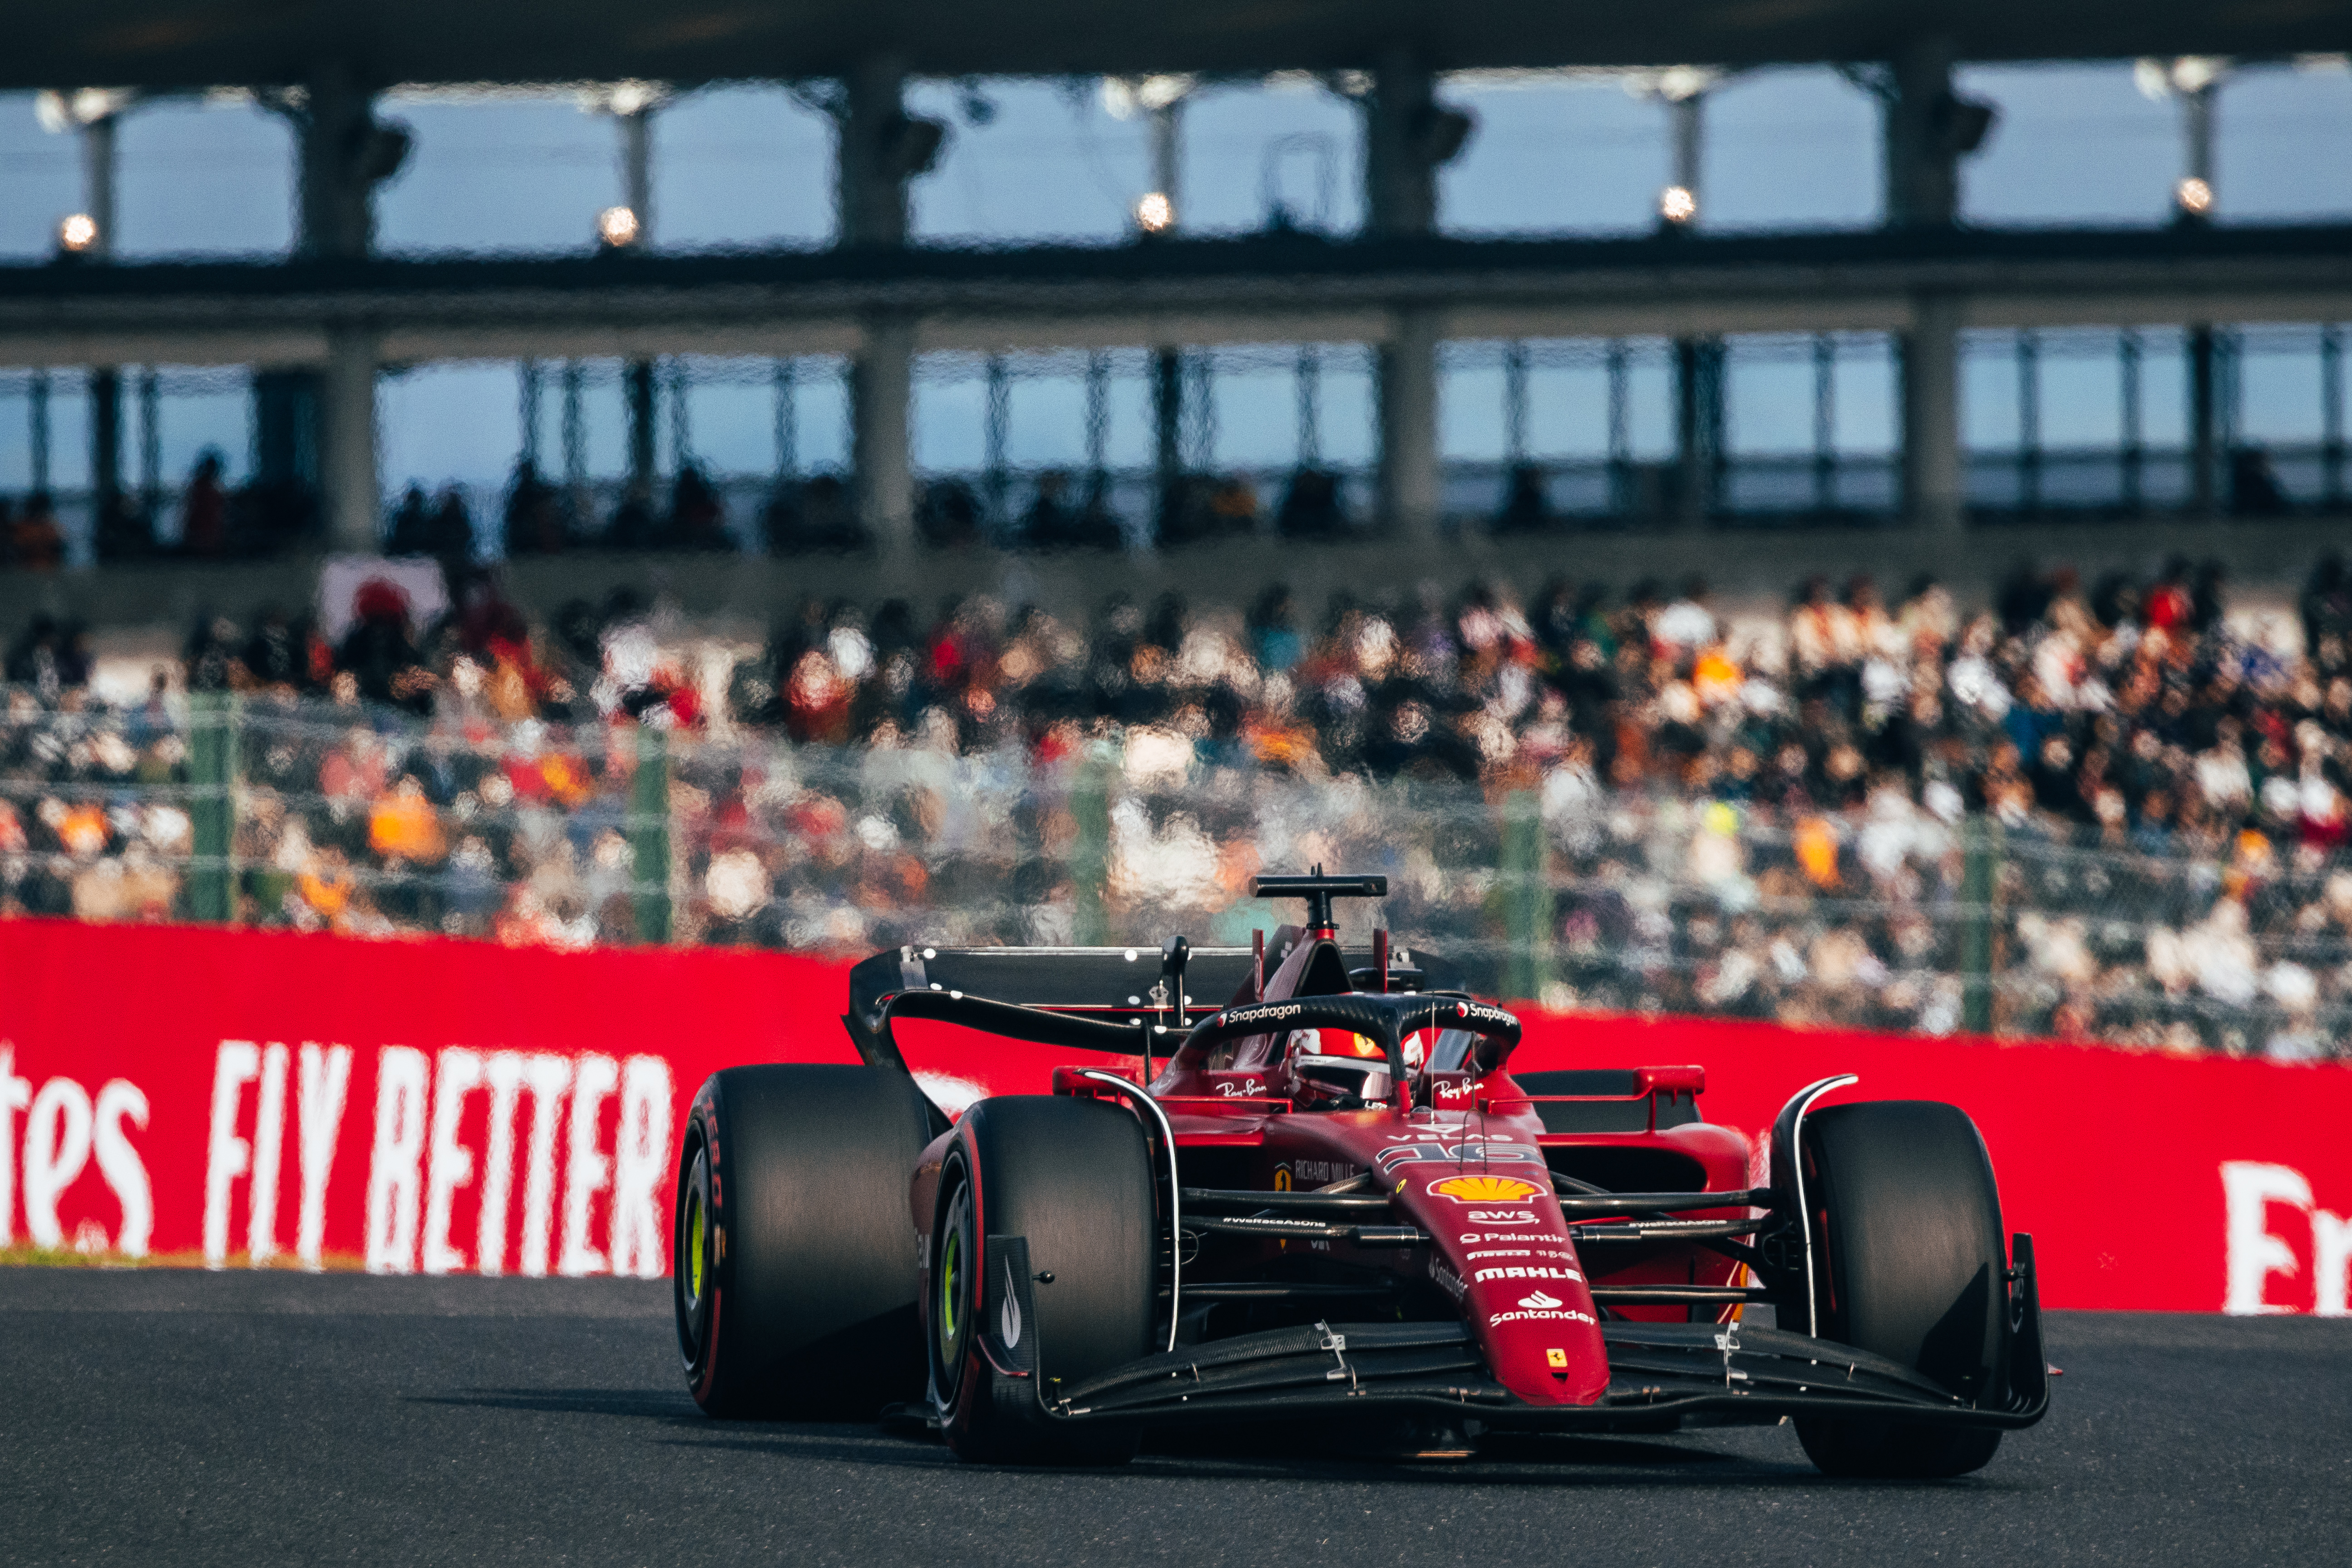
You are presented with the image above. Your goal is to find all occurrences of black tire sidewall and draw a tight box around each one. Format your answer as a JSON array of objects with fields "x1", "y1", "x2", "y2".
[
  {"x1": 929, "y1": 1096, "x2": 1157, "y2": 1464},
  {"x1": 1795, "y1": 1100, "x2": 2011, "y2": 1479},
  {"x1": 675, "y1": 1064, "x2": 933, "y2": 1420}
]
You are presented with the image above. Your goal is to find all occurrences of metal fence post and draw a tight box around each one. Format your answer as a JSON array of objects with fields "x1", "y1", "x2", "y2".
[
  {"x1": 1502, "y1": 788, "x2": 1546, "y2": 1001},
  {"x1": 631, "y1": 726, "x2": 671, "y2": 945},
  {"x1": 1960, "y1": 813, "x2": 2000, "y2": 1033},
  {"x1": 188, "y1": 690, "x2": 237, "y2": 922},
  {"x1": 1071, "y1": 751, "x2": 1112, "y2": 946}
]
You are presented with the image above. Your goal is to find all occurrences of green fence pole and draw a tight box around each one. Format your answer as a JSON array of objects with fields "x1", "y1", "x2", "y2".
[
  {"x1": 630, "y1": 726, "x2": 671, "y2": 945},
  {"x1": 1502, "y1": 788, "x2": 1546, "y2": 1002},
  {"x1": 1071, "y1": 749, "x2": 1112, "y2": 946},
  {"x1": 1960, "y1": 813, "x2": 2000, "y2": 1034},
  {"x1": 188, "y1": 690, "x2": 237, "y2": 922}
]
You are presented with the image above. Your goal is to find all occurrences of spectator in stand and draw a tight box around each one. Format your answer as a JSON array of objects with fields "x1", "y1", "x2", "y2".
[
  {"x1": 16, "y1": 546, "x2": 2352, "y2": 1059},
  {"x1": 94, "y1": 492, "x2": 155, "y2": 562},
  {"x1": 503, "y1": 459, "x2": 568, "y2": 555},
  {"x1": 337, "y1": 580, "x2": 436, "y2": 715},
  {"x1": 8, "y1": 492, "x2": 65, "y2": 571},
  {"x1": 1494, "y1": 464, "x2": 1552, "y2": 533},
  {"x1": 670, "y1": 464, "x2": 729, "y2": 550},
  {"x1": 606, "y1": 479, "x2": 661, "y2": 550},
  {"x1": 1028, "y1": 470, "x2": 1123, "y2": 549},
  {"x1": 766, "y1": 472, "x2": 867, "y2": 554},
  {"x1": 429, "y1": 486, "x2": 476, "y2": 568},
  {"x1": 2230, "y1": 446, "x2": 2293, "y2": 516},
  {"x1": 1276, "y1": 468, "x2": 1347, "y2": 537},
  {"x1": 917, "y1": 478, "x2": 984, "y2": 547},
  {"x1": 180, "y1": 453, "x2": 231, "y2": 557},
  {"x1": 386, "y1": 485, "x2": 434, "y2": 556}
]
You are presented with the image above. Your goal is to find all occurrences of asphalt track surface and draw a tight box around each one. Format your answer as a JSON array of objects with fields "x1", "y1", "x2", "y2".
[{"x1": 3, "y1": 1270, "x2": 2347, "y2": 1567}]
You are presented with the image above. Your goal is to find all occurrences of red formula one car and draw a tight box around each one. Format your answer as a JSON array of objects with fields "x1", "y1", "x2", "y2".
[{"x1": 673, "y1": 874, "x2": 2049, "y2": 1475}]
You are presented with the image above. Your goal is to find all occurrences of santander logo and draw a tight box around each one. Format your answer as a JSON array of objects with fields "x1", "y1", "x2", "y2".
[{"x1": 1518, "y1": 1289, "x2": 1563, "y2": 1310}]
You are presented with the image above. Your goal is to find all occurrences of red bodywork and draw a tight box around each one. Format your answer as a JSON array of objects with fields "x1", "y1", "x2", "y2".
[{"x1": 899, "y1": 923, "x2": 1754, "y2": 1411}]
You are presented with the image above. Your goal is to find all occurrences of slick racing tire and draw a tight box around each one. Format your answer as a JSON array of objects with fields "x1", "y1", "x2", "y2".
[
  {"x1": 1792, "y1": 1100, "x2": 2011, "y2": 1479},
  {"x1": 929, "y1": 1096, "x2": 1157, "y2": 1465},
  {"x1": 675, "y1": 1064, "x2": 935, "y2": 1419}
]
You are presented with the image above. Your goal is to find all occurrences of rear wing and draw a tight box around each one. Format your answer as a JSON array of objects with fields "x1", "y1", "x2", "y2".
[{"x1": 844, "y1": 942, "x2": 1459, "y2": 1030}]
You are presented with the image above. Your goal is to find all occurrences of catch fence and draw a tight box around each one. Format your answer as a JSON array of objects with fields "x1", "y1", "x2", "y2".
[{"x1": 2, "y1": 687, "x2": 2344, "y2": 1057}]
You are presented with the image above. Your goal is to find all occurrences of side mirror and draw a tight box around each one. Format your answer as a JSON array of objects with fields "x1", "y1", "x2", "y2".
[{"x1": 1159, "y1": 933, "x2": 1191, "y2": 1021}]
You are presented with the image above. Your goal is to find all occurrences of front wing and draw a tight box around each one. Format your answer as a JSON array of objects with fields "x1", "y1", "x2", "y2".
[{"x1": 963, "y1": 1234, "x2": 2052, "y2": 1435}]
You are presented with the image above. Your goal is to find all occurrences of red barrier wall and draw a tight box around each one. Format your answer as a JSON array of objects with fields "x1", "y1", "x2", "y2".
[{"x1": 2, "y1": 920, "x2": 2347, "y2": 1314}]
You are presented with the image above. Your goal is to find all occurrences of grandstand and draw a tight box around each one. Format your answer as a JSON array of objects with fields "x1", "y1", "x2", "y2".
[{"x1": 3, "y1": 5, "x2": 2351, "y2": 1060}]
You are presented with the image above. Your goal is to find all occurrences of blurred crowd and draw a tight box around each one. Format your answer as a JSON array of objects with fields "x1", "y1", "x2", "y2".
[{"x1": 8, "y1": 549, "x2": 2352, "y2": 1061}]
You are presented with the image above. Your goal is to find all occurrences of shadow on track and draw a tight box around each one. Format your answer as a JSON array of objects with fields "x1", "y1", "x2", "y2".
[{"x1": 410, "y1": 1388, "x2": 703, "y2": 1420}]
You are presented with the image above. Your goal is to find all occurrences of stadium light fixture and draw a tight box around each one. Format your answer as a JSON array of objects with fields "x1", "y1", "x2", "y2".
[
  {"x1": 58, "y1": 212, "x2": 99, "y2": 253},
  {"x1": 1658, "y1": 185, "x2": 1697, "y2": 226},
  {"x1": 1134, "y1": 191, "x2": 1175, "y2": 233},
  {"x1": 2174, "y1": 176, "x2": 2214, "y2": 218},
  {"x1": 598, "y1": 205, "x2": 641, "y2": 248}
]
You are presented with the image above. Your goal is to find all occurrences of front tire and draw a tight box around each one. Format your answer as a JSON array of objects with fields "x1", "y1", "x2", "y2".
[
  {"x1": 1792, "y1": 1100, "x2": 2011, "y2": 1479},
  {"x1": 929, "y1": 1096, "x2": 1157, "y2": 1464},
  {"x1": 675, "y1": 1064, "x2": 934, "y2": 1418}
]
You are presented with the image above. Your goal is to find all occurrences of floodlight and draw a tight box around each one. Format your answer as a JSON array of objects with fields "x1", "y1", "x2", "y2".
[
  {"x1": 598, "y1": 205, "x2": 641, "y2": 247},
  {"x1": 1135, "y1": 191, "x2": 1175, "y2": 233},
  {"x1": 1658, "y1": 185, "x2": 1697, "y2": 225},
  {"x1": 2174, "y1": 177, "x2": 2214, "y2": 217},
  {"x1": 58, "y1": 213, "x2": 99, "y2": 253}
]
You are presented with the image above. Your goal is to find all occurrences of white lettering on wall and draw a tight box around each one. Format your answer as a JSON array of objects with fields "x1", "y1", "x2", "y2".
[
  {"x1": 420, "y1": 1049, "x2": 485, "y2": 1276},
  {"x1": 295, "y1": 1044, "x2": 353, "y2": 1270},
  {"x1": 558, "y1": 1054, "x2": 620, "y2": 1277},
  {"x1": 610, "y1": 1055, "x2": 675, "y2": 1279},
  {"x1": 202, "y1": 1041, "x2": 261, "y2": 1268},
  {"x1": 2315, "y1": 1209, "x2": 2352, "y2": 1319},
  {"x1": 365, "y1": 1046, "x2": 431, "y2": 1274},
  {"x1": 247, "y1": 1044, "x2": 289, "y2": 1266},
  {"x1": 92, "y1": 1080, "x2": 152, "y2": 1258},
  {"x1": 518, "y1": 1054, "x2": 572, "y2": 1277},
  {"x1": 0, "y1": 1045, "x2": 30, "y2": 1247},
  {"x1": 23, "y1": 1078, "x2": 94, "y2": 1250},
  {"x1": 475, "y1": 1052, "x2": 527, "y2": 1277},
  {"x1": 2220, "y1": 1160, "x2": 2352, "y2": 1316}
]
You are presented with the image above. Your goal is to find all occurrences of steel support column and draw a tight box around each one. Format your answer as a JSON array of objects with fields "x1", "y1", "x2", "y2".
[
  {"x1": 1364, "y1": 47, "x2": 1468, "y2": 542},
  {"x1": 1884, "y1": 36, "x2": 1963, "y2": 228},
  {"x1": 1381, "y1": 310, "x2": 1442, "y2": 541},
  {"x1": 839, "y1": 57, "x2": 937, "y2": 248},
  {"x1": 838, "y1": 60, "x2": 937, "y2": 555},
  {"x1": 1903, "y1": 293, "x2": 1965, "y2": 532},
  {"x1": 82, "y1": 112, "x2": 123, "y2": 525},
  {"x1": 2189, "y1": 324, "x2": 2218, "y2": 513},
  {"x1": 321, "y1": 325, "x2": 380, "y2": 551},
  {"x1": 1672, "y1": 339, "x2": 1724, "y2": 527},
  {"x1": 1884, "y1": 39, "x2": 1972, "y2": 533},
  {"x1": 854, "y1": 314, "x2": 916, "y2": 552}
]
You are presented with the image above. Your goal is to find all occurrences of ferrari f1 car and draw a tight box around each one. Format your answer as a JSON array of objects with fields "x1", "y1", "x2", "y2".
[{"x1": 673, "y1": 874, "x2": 2049, "y2": 1476}]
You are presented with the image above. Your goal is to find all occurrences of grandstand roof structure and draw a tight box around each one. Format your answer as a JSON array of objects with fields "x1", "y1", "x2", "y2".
[{"x1": 10, "y1": 0, "x2": 2347, "y2": 91}]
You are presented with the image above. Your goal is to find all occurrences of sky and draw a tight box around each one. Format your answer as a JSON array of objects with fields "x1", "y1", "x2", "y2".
[{"x1": 0, "y1": 59, "x2": 2347, "y2": 502}]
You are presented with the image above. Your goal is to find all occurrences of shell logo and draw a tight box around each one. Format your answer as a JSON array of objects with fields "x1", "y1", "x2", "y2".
[{"x1": 1429, "y1": 1174, "x2": 1545, "y2": 1204}]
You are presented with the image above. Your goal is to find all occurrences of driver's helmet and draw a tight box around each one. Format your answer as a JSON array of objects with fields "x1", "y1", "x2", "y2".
[{"x1": 1289, "y1": 1029, "x2": 1428, "y2": 1070}]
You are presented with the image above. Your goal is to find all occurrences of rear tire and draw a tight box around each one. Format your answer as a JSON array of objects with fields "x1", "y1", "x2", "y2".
[
  {"x1": 929, "y1": 1096, "x2": 1157, "y2": 1464},
  {"x1": 1791, "y1": 1100, "x2": 2010, "y2": 1479},
  {"x1": 675, "y1": 1064, "x2": 934, "y2": 1419}
]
